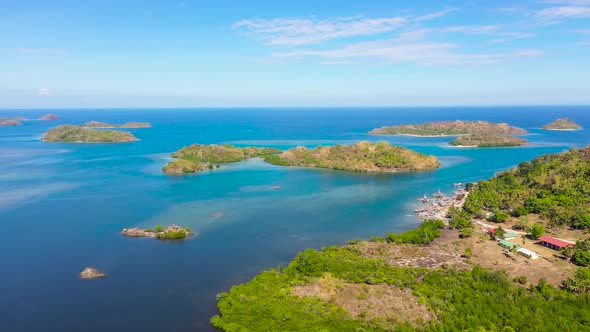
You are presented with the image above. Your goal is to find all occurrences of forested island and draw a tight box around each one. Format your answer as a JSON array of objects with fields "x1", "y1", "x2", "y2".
[
  {"x1": 369, "y1": 120, "x2": 527, "y2": 136},
  {"x1": 449, "y1": 133, "x2": 528, "y2": 147},
  {"x1": 42, "y1": 125, "x2": 138, "y2": 143},
  {"x1": 83, "y1": 121, "x2": 152, "y2": 128},
  {"x1": 0, "y1": 119, "x2": 21, "y2": 126},
  {"x1": 542, "y1": 118, "x2": 582, "y2": 130},
  {"x1": 163, "y1": 144, "x2": 281, "y2": 174},
  {"x1": 264, "y1": 141, "x2": 440, "y2": 172},
  {"x1": 212, "y1": 146, "x2": 590, "y2": 331}
]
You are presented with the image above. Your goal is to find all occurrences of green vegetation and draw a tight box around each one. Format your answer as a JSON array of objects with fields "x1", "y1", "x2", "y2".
[
  {"x1": 386, "y1": 220, "x2": 444, "y2": 244},
  {"x1": 156, "y1": 228, "x2": 190, "y2": 239},
  {"x1": 163, "y1": 144, "x2": 281, "y2": 174},
  {"x1": 212, "y1": 244, "x2": 590, "y2": 331},
  {"x1": 263, "y1": 141, "x2": 440, "y2": 173},
  {"x1": 369, "y1": 120, "x2": 527, "y2": 136},
  {"x1": 542, "y1": 118, "x2": 582, "y2": 130},
  {"x1": 563, "y1": 268, "x2": 590, "y2": 294},
  {"x1": 83, "y1": 121, "x2": 152, "y2": 128},
  {"x1": 42, "y1": 125, "x2": 138, "y2": 143},
  {"x1": 463, "y1": 145, "x2": 590, "y2": 229},
  {"x1": 154, "y1": 224, "x2": 163, "y2": 233},
  {"x1": 449, "y1": 133, "x2": 528, "y2": 147},
  {"x1": 530, "y1": 223, "x2": 546, "y2": 239}
]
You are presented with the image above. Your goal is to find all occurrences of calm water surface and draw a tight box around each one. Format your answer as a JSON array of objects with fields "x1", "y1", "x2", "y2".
[{"x1": 1, "y1": 107, "x2": 589, "y2": 331}]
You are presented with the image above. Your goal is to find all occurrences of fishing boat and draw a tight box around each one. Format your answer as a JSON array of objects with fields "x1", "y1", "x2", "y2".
[
  {"x1": 433, "y1": 189, "x2": 443, "y2": 198},
  {"x1": 453, "y1": 182, "x2": 463, "y2": 187}
]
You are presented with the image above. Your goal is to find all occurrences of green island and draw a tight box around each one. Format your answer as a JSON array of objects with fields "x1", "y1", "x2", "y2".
[
  {"x1": 83, "y1": 121, "x2": 152, "y2": 128},
  {"x1": 449, "y1": 133, "x2": 528, "y2": 147},
  {"x1": 369, "y1": 120, "x2": 527, "y2": 136},
  {"x1": 542, "y1": 118, "x2": 582, "y2": 130},
  {"x1": 212, "y1": 146, "x2": 590, "y2": 331},
  {"x1": 122, "y1": 225, "x2": 193, "y2": 239},
  {"x1": 42, "y1": 125, "x2": 138, "y2": 143},
  {"x1": 263, "y1": 141, "x2": 440, "y2": 172},
  {"x1": 0, "y1": 119, "x2": 22, "y2": 126},
  {"x1": 163, "y1": 144, "x2": 282, "y2": 174}
]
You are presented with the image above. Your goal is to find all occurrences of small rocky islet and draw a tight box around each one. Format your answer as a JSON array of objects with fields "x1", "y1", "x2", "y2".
[
  {"x1": 0, "y1": 119, "x2": 22, "y2": 126},
  {"x1": 79, "y1": 267, "x2": 107, "y2": 279},
  {"x1": 542, "y1": 118, "x2": 582, "y2": 130},
  {"x1": 449, "y1": 133, "x2": 528, "y2": 147},
  {"x1": 122, "y1": 225, "x2": 193, "y2": 240}
]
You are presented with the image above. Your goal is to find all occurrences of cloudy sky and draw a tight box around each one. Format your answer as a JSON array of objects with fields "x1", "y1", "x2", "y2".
[{"x1": 2, "y1": 0, "x2": 590, "y2": 108}]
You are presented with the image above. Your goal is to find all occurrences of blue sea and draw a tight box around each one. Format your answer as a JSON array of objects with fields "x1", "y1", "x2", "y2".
[{"x1": 1, "y1": 107, "x2": 589, "y2": 331}]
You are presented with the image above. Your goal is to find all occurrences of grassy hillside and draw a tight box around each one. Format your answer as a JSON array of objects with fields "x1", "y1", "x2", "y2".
[
  {"x1": 42, "y1": 125, "x2": 137, "y2": 142},
  {"x1": 263, "y1": 141, "x2": 440, "y2": 172}
]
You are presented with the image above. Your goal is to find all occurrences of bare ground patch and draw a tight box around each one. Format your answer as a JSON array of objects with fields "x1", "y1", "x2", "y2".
[
  {"x1": 354, "y1": 227, "x2": 576, "y2": 287},
  {"x1": 292, "y1": 273, "x2": 433, "y2": 328}
]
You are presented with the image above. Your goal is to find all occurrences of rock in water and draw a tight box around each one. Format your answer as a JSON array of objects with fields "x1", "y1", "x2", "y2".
[{"x1": 80, "y1": 267, "x2": 106, "y2": 279}]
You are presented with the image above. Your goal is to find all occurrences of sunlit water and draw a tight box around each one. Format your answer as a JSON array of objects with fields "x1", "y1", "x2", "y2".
[{"x1": 1, "y1": 107, "x2": 589, "y2": 331}]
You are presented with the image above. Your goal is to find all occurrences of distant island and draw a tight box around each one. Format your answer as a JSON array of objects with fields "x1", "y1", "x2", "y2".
[
  {"x1": 369, "y1": 120, "x2": 527, "y2": 136},
  {"x1": 42, "y1": 125, "x2": 138, "y2": 143},
  {"x1": 83, "y1": 121, "x2": 152, "y2": 128},
  {"x1": 39, "y1": 114, "x2": 59, "y2": 121},
  {"x1": 449, "y1": 133, "x2": 528, "y2": 147},
  {"x1": 163, "y1": 144, "x2": 282, "y2": 174},
  {"x1": 542, "y1": 118, "x2": 582, "y2": 130},
  {"x1": 263, "y1": 141, "x2": 440, "y2": 172},
  {"x1": 122, "y1": 225, "x2": 193, "y2": 239},
  {"x1": 0, "y1": 119, "x2": 21, "y2": 126}
]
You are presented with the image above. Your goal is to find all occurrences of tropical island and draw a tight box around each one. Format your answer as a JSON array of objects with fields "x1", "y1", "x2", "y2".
[
  {"x1": 163, "y1": 144, "x2": 282, "y2": 174},
  {"x1": 83, "y1": 121, "x2": 152, "y2": 128},
  {"x1": 211, "y1": 146, "x2": 590, "y2": 331},
  {"x1": 449, "y1": 133, "x2": 528, "y2": 147},
  {"x1": 263, "y1": 141, "x2": 440, "y2": 172},
  {"x1": 39, "y1": 113, "x2": 59, "y2": 121},
  {"x1": 542, "y1": 118, "x2": 582, "y2": 130},
  {"x1": 122, "y1": 225, "x2": 193, "y2": 239},
  {"x1": 42, "y1": 125, "x2": 138, "y2": 143},
  {"x1": 0, "y1": 119, "x2": 21, "y2": 126},
  {"x1": 369, "y1": 120, "x2": 527, "y2": 136}
]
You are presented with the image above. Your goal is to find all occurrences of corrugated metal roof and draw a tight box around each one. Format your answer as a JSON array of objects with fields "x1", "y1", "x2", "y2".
[
  {"x1": 498, "y1": 240, "x2": 520, "y2": 249},
  {"x1": 538, "y1": 236, "x2": 574, "y2": 248}
]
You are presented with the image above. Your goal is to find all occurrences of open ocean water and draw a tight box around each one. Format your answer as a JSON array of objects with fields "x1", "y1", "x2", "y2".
[{"x1": 1, "y1": 107, "x2": 589, "y2": 331}]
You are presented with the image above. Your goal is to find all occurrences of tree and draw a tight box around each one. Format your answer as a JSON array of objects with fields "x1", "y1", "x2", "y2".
[
  {"x1": 530, "y1": 223, "x2": 545, "y2": 240},
  {"x1": 574, "y1": 250, "x2": 590, "y2": 267},
  {"x1": 494, "y1": 227, "x2": 506, "y2": 240},
  {"x1": 154, "y1": 224, "x2": 163, "y2": 232},
  {"x1": 492, "y1": 211, "x2": 510, "y2": 223},
  {"x1": 562, "y1": 268, "x2": 590, "y2": 293}
]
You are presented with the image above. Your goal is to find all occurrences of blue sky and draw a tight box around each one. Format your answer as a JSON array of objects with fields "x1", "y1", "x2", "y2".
[{"x1": 2, "y1": 0, "x2": 590, "y2": 108}]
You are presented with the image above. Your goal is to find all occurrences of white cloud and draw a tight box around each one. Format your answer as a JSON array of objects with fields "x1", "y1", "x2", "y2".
[
  {"x1": 233, "y1": 16, "x2": 409, "y2": 46},
  {"x1": 232, "y1": 9, "x2": 457, "y2": 46},
  {"x1": 536, "y1": 6, "x2": 590, "y2": 21},
  {"x1": 38, "y1": 88, "x2": 53, "y2": 96},
  {"x1": 272, "y1": 39, "x2": 543, "y2": 66}
]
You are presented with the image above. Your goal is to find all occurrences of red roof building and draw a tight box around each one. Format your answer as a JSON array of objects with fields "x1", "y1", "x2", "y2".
[{"x1": 537, "y1": 236, "x2": 574, "y2": 250}]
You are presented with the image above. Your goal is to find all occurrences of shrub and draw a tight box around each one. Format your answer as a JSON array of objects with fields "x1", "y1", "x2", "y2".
[
  {"x1": 530, "y1": 223, "x2": 545, "y2": 240},
  {"x1": 492, "y1": 211, "x2": 510, "y2": 223},
  {"x1": 154, "y1": 224, "x2": 163, "y2": 232},
  {"x1": 460, "y1": 227, "x2": 474, "y2": 238},
  {"x1": 462, "y1": 247, "x2": 473, "y2": 258}
]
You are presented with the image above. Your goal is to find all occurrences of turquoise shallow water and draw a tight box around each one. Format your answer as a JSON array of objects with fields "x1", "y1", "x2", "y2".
[{"x1": 1, "y1": 107, "x2": 589, "y2": 331}]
